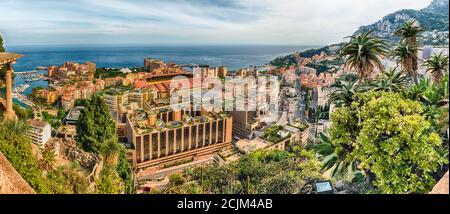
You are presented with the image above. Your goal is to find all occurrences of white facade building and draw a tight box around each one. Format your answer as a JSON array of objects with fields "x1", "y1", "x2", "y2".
[{"x1": 27, "y1": 120, "x2": 51, "y2": 147}]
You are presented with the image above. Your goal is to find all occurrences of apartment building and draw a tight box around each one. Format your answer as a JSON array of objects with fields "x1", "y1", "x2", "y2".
[
  {"x1": 193, "y1": 66, "x2": 227, "y2": 78},
  {"x1": 48, "y1": 61, "x2": 96, "y2": 81},
  {"x1": 126, "y1": 106, "x2": 233, "y2": 170},
  {"x1": 26, "y1": 120, "x2": 51, "y2": 147}
]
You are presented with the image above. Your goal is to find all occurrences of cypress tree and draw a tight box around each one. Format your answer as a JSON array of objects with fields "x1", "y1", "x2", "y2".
[{"x1": 76, "y1": 94, "x2": 116, "y2": 154}]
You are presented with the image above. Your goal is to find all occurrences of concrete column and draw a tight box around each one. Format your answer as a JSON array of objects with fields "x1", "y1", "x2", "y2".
[{"x1": 4, "y1": 64, "x2": 16, "y2": 120}]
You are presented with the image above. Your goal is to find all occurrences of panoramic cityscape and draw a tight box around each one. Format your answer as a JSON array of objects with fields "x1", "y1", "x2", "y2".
[{"x1": 0, "y1": 0, "x2": 449, "y2": 196}]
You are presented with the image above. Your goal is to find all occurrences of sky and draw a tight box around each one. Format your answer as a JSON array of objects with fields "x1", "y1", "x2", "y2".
[{"x1": 0, "y1": 0, "x2": 432, "y2": 46}]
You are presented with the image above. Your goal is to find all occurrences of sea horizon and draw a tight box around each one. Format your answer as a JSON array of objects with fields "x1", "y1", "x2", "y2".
[{"x1": 6, "y1": 44, "x2": 320, "y2": 72}]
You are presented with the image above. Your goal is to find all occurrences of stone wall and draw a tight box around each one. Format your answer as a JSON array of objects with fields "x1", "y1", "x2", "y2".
[
  {"x1": 0, "y1": 151, "x2": 35, "y2": 194},
  {"x1": 59, "y1": 139, "x2": 103, "y2": 183}
]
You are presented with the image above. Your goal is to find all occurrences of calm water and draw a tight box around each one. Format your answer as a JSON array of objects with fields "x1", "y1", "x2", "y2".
[{"x1": 6, "y1": 45, "x2": 317, "y2": 106}]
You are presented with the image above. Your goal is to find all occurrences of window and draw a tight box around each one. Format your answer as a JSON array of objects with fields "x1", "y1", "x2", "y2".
[
  {"x1": 191, "y1": 125, "x2": 197, "y2": 149},
  {"x1": 176, "y1": 128, "x2": 182, "y2": 153},
  {"x1": 151, "y1": 133, "x2": 158, "y2": 159},
  {"x1": 143, "y1": 134, "x2": 150, "y2": 161},
  {"x1": 183, "y1": 127, "x2": 190, "y2": 151},
  {"x1": 160, "y1": 131, "x2": 167, "y2": 157},
  {"x1": 136, "y1": 136, "x2": 142, "y2": 162}
]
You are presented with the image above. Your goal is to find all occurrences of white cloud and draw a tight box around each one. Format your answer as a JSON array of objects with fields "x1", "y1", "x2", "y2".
[{"x1": 0, "y1": 0, "x2": 432, "y2": 45}]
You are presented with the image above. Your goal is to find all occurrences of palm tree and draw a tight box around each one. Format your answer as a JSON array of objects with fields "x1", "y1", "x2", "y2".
[
  {"x1": 337, "y1": 31, "x2": 389, "y2": 80},
  {"x1": 392, "y1": 41, "x2": 420, "y2": 84},
  {"x1": 312, "y1": 132, "x2": 357, "y2": 180},
  {"x1": 422, "y1": 52, "x2": 449, "y2": 85},
  {"x1": 40, "y1": 147, "x2": 56, "y2": 171},
  {"x1": 103, "y1": 137, "x2": 121, "y2": 167},
  {"x1": 328, "y1": 79, "x2": 361, "y2": 107},
  {"x1": 371, "y1": 69, "x2": 407, "y2": 92},
  {"x1": 393, "y1": 20, "x2": 424, "y2": 48}
]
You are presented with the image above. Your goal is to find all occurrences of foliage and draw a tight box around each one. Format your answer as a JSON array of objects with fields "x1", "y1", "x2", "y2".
[
  {"x1": 74, "y1": 99, "x2": 89, "y2": 107},
  {"x1": 46, "y1": 166, "x2": 90, "y2": 194},
  {"x1": 169, "y1": 173, "x2": 186, "y2": 186},
  {"x1": 42, "y1": 111, "x2": 62, "y2": 129},
  {"x1": 0, "y1": 120, "x2": 49, "y2": 193},
  {"x1": 336, "y1": 31, "x2": 389, "y2": 80},
  {"x1": 40, "y1": 147, "x2": 56, "y2": 171},
  {"x1": 393, "y1": 20, "x2": 424, "y2": 47},
  {"x1": 13, "y1": 104, "x2": 34, "y2": 120},
  {"x1": 369, "y1": 68, "x2": 408, "y2": 92},
  {"x1": 329, "y1": 91, "x2": 447, "y2": 193},
  {"x1": 328, "y1": 79, "x2": 361, "y2": 107},
  {"x1": 313, "y1": 131, "x2": 358, "y2": 180},
  {"x1": 261, "y1": 125, "x2": 284, "y2": 143},
  {"x1": 163, "y1": 149, "x2": 323, "y2": 194},
  {"x1": 116, "y1": 149, "x2": 134, "y2": 194},
  {"x1": 96, "y1": 166, "x2": 123, "y2": 194},
  {"x1": 76, "y1": 94, "x2": 116, "y2": 154}
]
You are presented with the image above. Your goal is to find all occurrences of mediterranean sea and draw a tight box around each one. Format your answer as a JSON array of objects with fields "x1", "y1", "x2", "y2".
[{"x1": 6, "y1": 44, "x2": 318, "y2": 106}]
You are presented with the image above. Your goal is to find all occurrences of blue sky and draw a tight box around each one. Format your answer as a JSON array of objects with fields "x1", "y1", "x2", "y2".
[{"x1": 0, "y1": 0, "x2": 431, "y2": 46}]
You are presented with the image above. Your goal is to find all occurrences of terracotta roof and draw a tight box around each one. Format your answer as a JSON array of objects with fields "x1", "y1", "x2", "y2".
[
  {"x1": 0, "y1": 53, "x2": 23, "y2": 66},
  {"x1": 134, "y1": 78, "x2": 149, "y2": 89},
  {"x1": 148, "y1": 78, "x2": 195, "y2": 93}
]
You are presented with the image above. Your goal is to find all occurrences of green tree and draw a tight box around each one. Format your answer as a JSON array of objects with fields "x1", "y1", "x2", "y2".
[
  {"x1": 116, "y1": 149, "x2": 134, "y2": 194},
  {"x1": 76, "y1": 94, "x2": 116, "y2": 154},
  {"x1": 330, "y1": 91, "x2": 447, "y2": 193},
  {"x1": 422, "y1": 52, "x2": 449, "y2": 85},
  {"x1": 96, "y1": 166, "x2": 123, "y2": 194},
  {"x1": 336, "y1": 31, "x2": 389, "y2": 80}
]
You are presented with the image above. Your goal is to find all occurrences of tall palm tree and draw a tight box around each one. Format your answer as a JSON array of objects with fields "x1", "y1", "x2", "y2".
[
  {"x1": 103, "y1": 137, "x2": 121, "y2": 167},
  {"x1": 393, "y1": 20, "x2": 424, "y2": 48},
  {"x1": 392, "y1": 41, "x2": 420, "y2": 84},
  {"x1": 394, "y1": 20, "x2": 424, "y2": 83},
  {"x1": 337, "y1": 31, "x2": 389, "y2": 81},
  {"x1": 422, "y1": 52, "x2": 449, "y2": 85}
]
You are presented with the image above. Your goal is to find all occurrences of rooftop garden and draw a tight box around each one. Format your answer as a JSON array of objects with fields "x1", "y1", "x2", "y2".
[{"x1": 261, "y1": 125, "x2": 291, "y2": 144}]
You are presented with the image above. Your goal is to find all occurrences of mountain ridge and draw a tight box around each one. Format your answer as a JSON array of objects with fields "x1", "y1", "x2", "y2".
[
  {"x1": 270, "y1": 0, "x2": 449, "y2": 67},
  {"x1": 354, "y1": 0, "x2": 449, "y2": 46}
]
